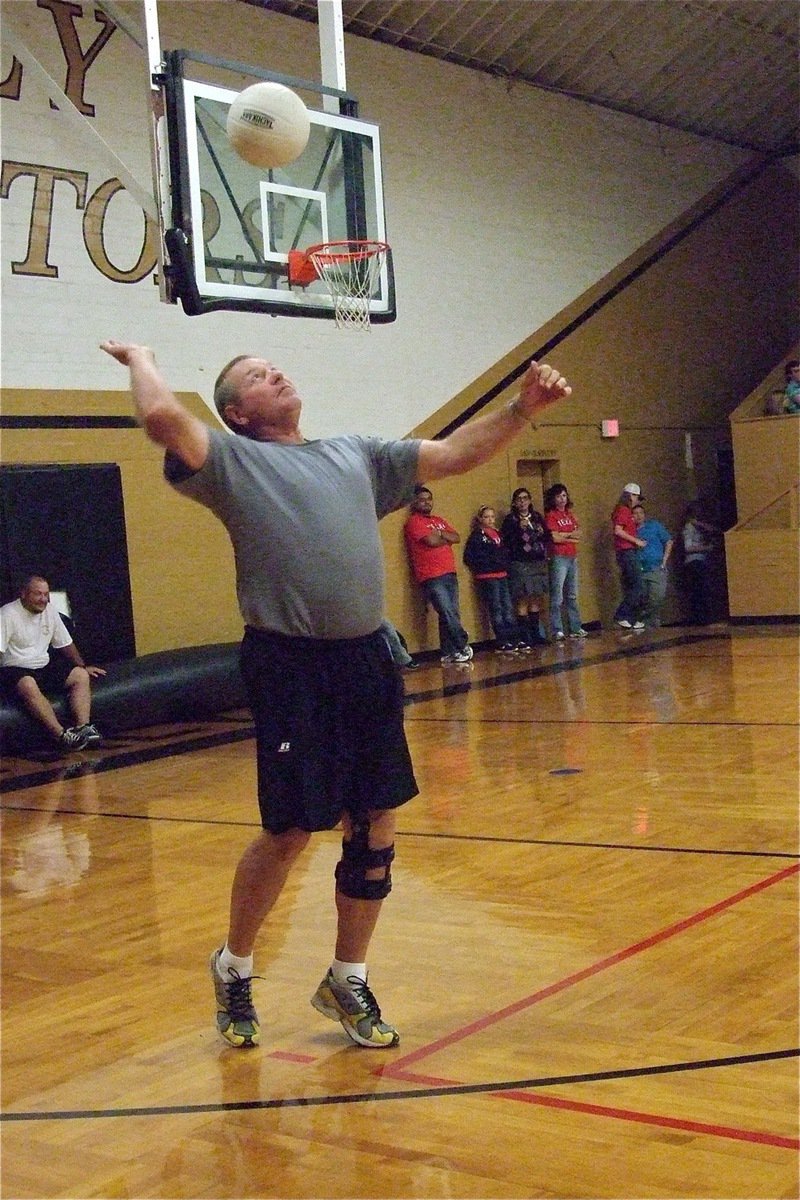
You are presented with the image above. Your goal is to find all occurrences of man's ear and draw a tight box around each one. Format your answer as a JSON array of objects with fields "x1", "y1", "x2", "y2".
[{"x1": 224, "y1": 405, "x2": 247, "y2": 429}]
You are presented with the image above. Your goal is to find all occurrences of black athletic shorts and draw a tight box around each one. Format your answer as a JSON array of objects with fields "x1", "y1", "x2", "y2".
[
  {"x1": 0, "y1": 656, "x2": 74, "y2": 699},
  {"x1": 240, "y1": 626, "x2": 419, "y2": 834}
]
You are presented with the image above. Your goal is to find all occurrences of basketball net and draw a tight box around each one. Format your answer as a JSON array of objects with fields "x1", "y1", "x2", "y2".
[{"x1": 305, "y1": 241, "x2": 389, "y2": 331}]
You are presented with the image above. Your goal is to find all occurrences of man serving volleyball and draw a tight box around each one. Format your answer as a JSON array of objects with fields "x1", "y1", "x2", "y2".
[{"x1": 100, "y1": 339, "x2": 570, "y2": 1050}]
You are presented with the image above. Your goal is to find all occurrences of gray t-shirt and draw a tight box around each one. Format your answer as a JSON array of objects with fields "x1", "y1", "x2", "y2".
[{"x1": 166, "y1": 428, "x2": 420, "y2": 639}]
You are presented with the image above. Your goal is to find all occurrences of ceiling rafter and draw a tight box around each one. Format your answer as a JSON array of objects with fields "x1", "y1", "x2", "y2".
[{"x1": 243, "y1": 0, "x2": 800, "y2": 155}]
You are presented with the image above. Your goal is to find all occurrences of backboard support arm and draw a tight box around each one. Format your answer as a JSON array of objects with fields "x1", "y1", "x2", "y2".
[
  {"x1": 140, "y1": 0, "x2": 173, "y2": 303},
  {"x1": 318, "y1": 0, "x2": 346, "y2": 116}
]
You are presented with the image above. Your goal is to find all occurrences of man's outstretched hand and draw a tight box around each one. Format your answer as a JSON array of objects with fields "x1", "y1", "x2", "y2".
[
  {"x1": 516, "y1": 360, "x2": 572, "y2": 418},
  {"x1": 100, "y1": 340, "x2": 155, "y2": 367}
]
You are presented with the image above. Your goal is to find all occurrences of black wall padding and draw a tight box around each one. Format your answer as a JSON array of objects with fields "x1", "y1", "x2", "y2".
[{"x1": 0, "y1": 463, "x2": 135, "y2": 662}]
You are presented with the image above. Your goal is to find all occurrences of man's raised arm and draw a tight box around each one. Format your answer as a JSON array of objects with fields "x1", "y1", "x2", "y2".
[
  {"x1": 416, "y1": 361, "x2": 571, "y2": 481},
  {"x1": 100, "y1": 340, "x2": 210, "y2": 472}
]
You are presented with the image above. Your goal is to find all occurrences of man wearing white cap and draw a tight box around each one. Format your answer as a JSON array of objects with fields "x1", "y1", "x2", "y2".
[{"x1": 611, "y1": 484, "x2": 647, "y2": 630}]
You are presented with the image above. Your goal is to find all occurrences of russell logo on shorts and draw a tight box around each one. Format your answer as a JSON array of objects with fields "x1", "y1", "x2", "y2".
[{"x1": 278, "y1": 742, "x2": 291, "y2": 753}]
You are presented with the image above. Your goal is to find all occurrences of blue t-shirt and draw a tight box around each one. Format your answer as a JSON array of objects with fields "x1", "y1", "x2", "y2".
[{"x1": 638, "y1": 519, "x2": 672, "y2": 571}]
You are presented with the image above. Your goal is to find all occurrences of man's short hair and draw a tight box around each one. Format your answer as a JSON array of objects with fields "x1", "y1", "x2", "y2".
[
  {"x1": 213, "y1": 356, "x2": 251, "y2": 429},
  {"x1": 413, "y1": 484, "x2": 431, "y2": 496},
  {"x1": 20, "y1": 573, "x2": 48, "y2": 593}
]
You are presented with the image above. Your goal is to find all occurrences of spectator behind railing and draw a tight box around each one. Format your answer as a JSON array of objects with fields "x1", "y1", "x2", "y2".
[{"x1": 783, "y1": 360, "x2": 800, "y2": 414}]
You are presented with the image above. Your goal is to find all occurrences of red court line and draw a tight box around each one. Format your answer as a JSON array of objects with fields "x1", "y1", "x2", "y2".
[
  {"x1": 268, "y1": 1051, "x2": 317, "y2": 1063},
  {"x1": 496, "y1": 1091, "x2": 800, "y2": 1150},
  {"x1": 381, "y1": 1067, "x2": 799, "y2": 1149},
  {"x1": 384, "y1": 862, "x2": 799, "y2": 1074}
]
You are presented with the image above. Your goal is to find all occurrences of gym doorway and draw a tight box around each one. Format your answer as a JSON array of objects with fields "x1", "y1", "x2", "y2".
[{"x1": 515, "y1": 458, "x2": 560, "y2": 511}]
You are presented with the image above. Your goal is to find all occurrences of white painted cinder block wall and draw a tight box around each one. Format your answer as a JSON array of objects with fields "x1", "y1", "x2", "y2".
[{"x1": 1, "y1": 0, "x2": 751, "y2": 438}]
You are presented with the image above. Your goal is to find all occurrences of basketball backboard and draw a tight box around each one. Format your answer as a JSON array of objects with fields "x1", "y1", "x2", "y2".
[{"x1": 158, "y1": 49, "x2": 394, "y2": 321}]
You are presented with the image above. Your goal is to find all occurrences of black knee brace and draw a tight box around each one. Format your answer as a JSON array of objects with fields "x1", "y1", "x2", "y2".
[{"x1": 335, "y1": 823, "x2": 395, "y2": 901}]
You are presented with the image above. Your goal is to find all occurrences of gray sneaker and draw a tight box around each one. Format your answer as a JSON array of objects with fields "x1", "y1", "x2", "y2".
[
  {"x1": 311, "y1": 970, "x2": 400, "y2": 1048},
  {"x1": 209, "y1": 949, "x2": 260, "y2": 1048},
  {"x1": 73, "y1": 722, "x2": 102, "y2": 746},
  {"x1": 58, "y1": 727, "x2": 90, "y2": 751}
]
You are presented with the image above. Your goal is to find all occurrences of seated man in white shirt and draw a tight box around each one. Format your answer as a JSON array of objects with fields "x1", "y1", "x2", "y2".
[{"x1": 0, "y1": 574, "x2": 106, "y2": 751}]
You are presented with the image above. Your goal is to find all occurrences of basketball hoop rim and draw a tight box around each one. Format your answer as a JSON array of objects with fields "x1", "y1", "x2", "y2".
[
  {"x1": 306, "y1": 239, "x2": 390, "y2": 264},
  {"x1": 286, "y1": 241, "x2": 391, "y2": 329}
]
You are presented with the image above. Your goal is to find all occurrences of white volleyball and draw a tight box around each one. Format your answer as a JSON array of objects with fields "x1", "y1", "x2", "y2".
[{"x1": 226, "y1": 81, "x2": 311, "y2": 169}]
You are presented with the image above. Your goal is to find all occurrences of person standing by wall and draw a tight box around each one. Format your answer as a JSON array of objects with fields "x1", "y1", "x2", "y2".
[
  {"x1": 500, "y1": 487, "x2": 551, "y2": 648},
  {"x1": 632, "y1": 504, "x2": 673, "y2": 627},
  {"x1": 404, "y1": 486, "x2": 473, "y2": 666},
  {"x1": 681, "y1": 502, "x2": 718, "y2": 626},
  {"x1": 543, "y1": 484, "x2": 586, "y2": 641},
  {"x1": 463, "y1": 505, "x2": 520, "y2": 653},
  {"x1": 611, "y1": 484, "x2": 647, "y2": 630},
  {"x1": 783, "y1": 360, "x2": 800, "y2": 413}
]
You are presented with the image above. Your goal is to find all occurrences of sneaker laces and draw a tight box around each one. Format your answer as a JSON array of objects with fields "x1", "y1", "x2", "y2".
[
  {"x1": 345, "y1": 974, "x2": 382, "y2": 1020},
  {"x1": 221, "y1": 968, "x2": 260, "y2": 1018}
]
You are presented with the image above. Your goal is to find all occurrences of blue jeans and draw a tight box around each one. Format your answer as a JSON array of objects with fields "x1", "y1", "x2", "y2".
[
  {"x1": 421, "y1": 573, "x2": 469, "y2": 657},
  {"x1": 476, "y1": 577, "x2": 518, "y2": 646},
  {"x1": 379, "y1": 618, "x2": 413, "y2": 666},
  {"x1": 549, "y1": 556, "x2": 582, "y2": 636},
  {"x1": 613, "y1": 550, "x2": 644, "y2": 623}
]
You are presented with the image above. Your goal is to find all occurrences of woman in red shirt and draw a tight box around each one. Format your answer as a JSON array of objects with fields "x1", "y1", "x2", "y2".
[{"x1": 544, "y1": 484, "x2": 586, "y2": 640}]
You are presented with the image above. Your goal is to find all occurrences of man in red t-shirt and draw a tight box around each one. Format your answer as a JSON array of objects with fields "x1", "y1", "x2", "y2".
[{"x1": 404, "y1": 486, "x2": 472, "y2": 665}]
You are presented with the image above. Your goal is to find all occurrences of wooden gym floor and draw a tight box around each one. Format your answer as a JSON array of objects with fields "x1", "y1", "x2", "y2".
[{"x1": 1, "y1": 625, "x2": 798, "y2": 1200}]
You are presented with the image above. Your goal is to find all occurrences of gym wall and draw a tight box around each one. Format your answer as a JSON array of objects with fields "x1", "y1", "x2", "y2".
[
  {"x1": 2, "y1": 0, "x2": 754, "y2": 434},
  {"x1": 1, "y1": 3, "x2": 797, "y2": 653},
  {"x1": 383, "y1": 160, "x2": 800, "y2": 648}
]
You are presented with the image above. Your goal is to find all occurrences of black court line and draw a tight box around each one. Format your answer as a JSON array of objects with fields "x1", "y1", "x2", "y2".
[
  {"x1": 2, "y1": 1048, "x2": 796, "y2": 1124},
  {"x1": 0, "y1": 803, "x2": 260, "y2": 828},
  {"x1": 401, "y1": 830, "x2": 800, "y2": 861},
  {"x1": 0, "y1": 802, "x2": 794, "y2": 860},
  {"x1": 108, "y1": 727, "x2": 213, "y2": 741},
  {"x1": 406, "y1": 714, "x2": 800, "y2": 727},
  {"x1": 0, "y1": 726, "x2": 256, "y2": 794}
]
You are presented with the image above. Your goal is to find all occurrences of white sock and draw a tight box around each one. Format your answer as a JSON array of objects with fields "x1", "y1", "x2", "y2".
[
  {"x1": 217, "y1": 945, "x2": 253, "y2": 980},
  {"x1": 331, "y1": 958, "x2": 367, "y2": 986}
]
